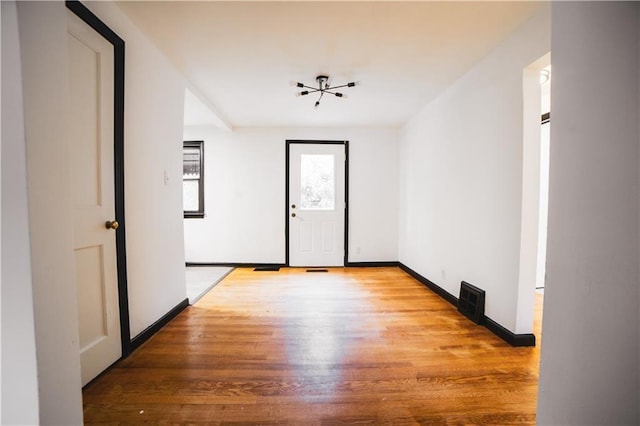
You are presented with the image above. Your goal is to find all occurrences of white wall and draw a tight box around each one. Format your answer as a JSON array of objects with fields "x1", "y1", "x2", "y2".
[
  {"x1": 398, "y1": 7, "x2": 550, "y2": 333},
  {"x1": 13, "y1": 1, "x2": 188, "y2": 422},
  {"x1": 1, "y1": 2, "x2": 40, "y2": 424},
  {"x1": 183, "y1": 126, "x2": 399, "y2": 264},
  {"x1": 16, "y1": 2, "x2": 84, "y2": 422},
  {"x1": 537, "y1": 3, "x2": 640, "y2": 424}
]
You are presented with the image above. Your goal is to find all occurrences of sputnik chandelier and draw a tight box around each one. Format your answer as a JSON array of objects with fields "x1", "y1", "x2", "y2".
[{"x1": 295, "y1": 75, "x2": 357, "y2": 108}]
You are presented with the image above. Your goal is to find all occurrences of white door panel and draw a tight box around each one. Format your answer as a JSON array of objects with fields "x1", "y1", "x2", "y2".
[
  {"x1": 289, "y1": 144, "x2": 345, "y2": 267},
  {"x1": 68, "y1": 10, "x2": 121, "y2": 386}
]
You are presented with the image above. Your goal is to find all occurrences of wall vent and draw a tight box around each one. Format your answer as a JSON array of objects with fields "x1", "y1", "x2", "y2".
[{"x1": 458, "y1": 281, "x2": 485, "y2": 324}]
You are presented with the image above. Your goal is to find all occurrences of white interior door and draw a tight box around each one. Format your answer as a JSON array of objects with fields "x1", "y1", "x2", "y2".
[
  {"x1": 68, "y1": 11, "x2": 121, "y2": 386},
  {"x1": 289, "y1": 143, "x2": 345, "y2": 267}
]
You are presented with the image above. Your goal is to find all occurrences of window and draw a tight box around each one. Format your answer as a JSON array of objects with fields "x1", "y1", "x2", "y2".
[
  {"x1": 183, "y1": 141, "x2": 204, "y2": 218},
  {"x1": 300, "y1": 154, "x2": 335, "y2": 210}
]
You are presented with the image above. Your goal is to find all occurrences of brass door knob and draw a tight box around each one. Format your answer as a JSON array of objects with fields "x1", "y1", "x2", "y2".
[{"x1": 105, "y1": 220, "x2": 119, "y2": 230}]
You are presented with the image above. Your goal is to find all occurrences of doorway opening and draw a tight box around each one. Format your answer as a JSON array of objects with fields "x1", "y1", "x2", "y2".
[
  {"x1": 517, "y1": 52, "x2": 550, "y2": 340},
  {"x1": 181, "y1": 88, "x2": 234, "y2": 303},
  {"x1": 537, "y1": 66, "x2": 551, "y2": 292}
]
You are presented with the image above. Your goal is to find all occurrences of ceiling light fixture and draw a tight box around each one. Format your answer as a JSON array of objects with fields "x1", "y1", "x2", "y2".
[
  {"x1": 540, "y1": 68, "x2": 550, "y2": 85},
  {"x1": 295, "y1": 75, "x2": 356, "y2": 108}
]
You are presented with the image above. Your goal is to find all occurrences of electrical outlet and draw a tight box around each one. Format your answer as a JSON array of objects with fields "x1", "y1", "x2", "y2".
[{"x1": 164, "y1": 170, "x2": 169, "y2": 186}]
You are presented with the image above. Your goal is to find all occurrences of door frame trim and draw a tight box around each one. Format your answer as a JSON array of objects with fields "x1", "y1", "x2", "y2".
[
  {"x1": 66, "y1": 1, "x2": 132, "y2": 357},
  {"x1": 285, "y1": 140, "x2": 349, "y2": 267}
]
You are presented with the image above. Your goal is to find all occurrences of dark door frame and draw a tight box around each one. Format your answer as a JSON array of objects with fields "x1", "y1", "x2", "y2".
[
  {"x1": 66, "y1": 1, "x2": 132, "y2": 357},
  {"x1": 285, "y1": 140, "x2": 349, "y2": 267}
]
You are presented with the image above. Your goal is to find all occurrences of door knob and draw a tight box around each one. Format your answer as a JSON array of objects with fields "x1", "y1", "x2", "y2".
[
  {"x1": 291, "y1": 204, "x2": 296, "y2": 209},
  {"x1": 291, "y1": 213, "x2": 296, "y2": 218},
  {"x1": 105, "y1": 220, "x2": 119, "y2": 230}
]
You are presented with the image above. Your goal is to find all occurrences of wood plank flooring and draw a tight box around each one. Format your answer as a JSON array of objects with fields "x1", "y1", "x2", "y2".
[{"x1": 83, "y1": 267, "x2": 542, "y2": 424}]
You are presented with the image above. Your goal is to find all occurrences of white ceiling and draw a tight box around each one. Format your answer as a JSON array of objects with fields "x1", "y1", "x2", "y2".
[{"x1": 116, "y1": 1, "x2": 543, "y2": 128}]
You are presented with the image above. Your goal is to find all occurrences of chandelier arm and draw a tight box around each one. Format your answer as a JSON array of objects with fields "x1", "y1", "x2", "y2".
[
  {"x1": 332, "y1": 82, "x2": 356, "y2": 89},
  {"x1": 299, "y1": 89, "x2": 321, "y2": 95}
]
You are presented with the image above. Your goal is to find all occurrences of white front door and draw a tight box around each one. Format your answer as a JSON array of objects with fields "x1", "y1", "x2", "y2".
[
  {"x1": 289, "y1": 143, "x2": 345, "y2": 267},
  {"x1": 68, "y1": 10, "x2": 121, "y2": 386}
]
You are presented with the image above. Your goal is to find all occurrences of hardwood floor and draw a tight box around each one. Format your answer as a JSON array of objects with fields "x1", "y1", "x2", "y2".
[{"x1": 83, "y1": 267, "x2": 543, "y2": 424}]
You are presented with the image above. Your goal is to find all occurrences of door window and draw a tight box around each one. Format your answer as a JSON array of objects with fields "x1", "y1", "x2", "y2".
[{"x1": 300, "y1": 154, "x2": 335, "y2": 210}]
